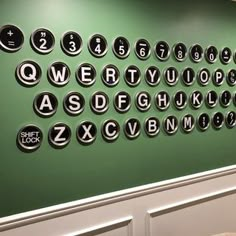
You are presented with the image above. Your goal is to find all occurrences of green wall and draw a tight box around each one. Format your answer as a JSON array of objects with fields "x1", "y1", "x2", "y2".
[{"x1": 0, "y1": 0, "x2": 236, "y2": 217}]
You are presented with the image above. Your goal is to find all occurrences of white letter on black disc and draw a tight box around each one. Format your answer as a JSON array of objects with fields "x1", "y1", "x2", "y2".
[
  {"x1": 205, "y1": 46, "x2": 218, "y2": 63},
  {"x1": 163, "y1": 115, "x2": 178, "y2": 135},
  {"x1": 212, "y1": 69, "x2": 224, "y2": 86},
  {"x1": 124, "y1": 65, "x2": 141, "y2": 87},
  {"x1": 48, "y1": 62, "x2": 70, "y2": 86},
  {"x1": 76, "y1": 63, "x2": 96, "y2": 87},
  {"x1": 102, "y1": 120, "x2": 120, "y2": 142},
  {"x1": 135, "y1": 91, "x2": 151, "y2": 112},
  {"x1": 212, "y1": 112, "x2": 224, "y2": 129},
  {"x1": 16, "y1": 60, "x2": 41, "y2": 87},
  {"x1": 145, "y1": 66, "x2": 160, "y2": 86},
  {"x1": 234, "y1": 93, "x2": 236, "y2": 106},
  {"x1": 155, "y1": 41, "x2": 170, "y2": 61},
  {"x1": 124, "y1": 118, "x2": 141, "y2": 139},
  {"x1": 164, "y1": 67, "x2": 179, "y2": 86},
  {"x1": 88, "y1": 34, "x2": 107, "y2": 57},
  {"x1": 181, "y1": 114, "x2": 195, "y2": 133},
  {"x1": 220, "y1": 47, "x2": 232, "y2": 64},
  {"x1": 173, "y1": 91, "x2": 187, "y2": 110},
  {"x1": 76, "y1": 121, "x2": 97, "y2": 145},
  {"x1": 190, "y1": 44, "x2": 203, "y2": 63},
  {"x1": 227, "y1": 69, "x2": 236, "y2": 86},
  {"x1": 112, "y1": 36, "x2": 130, "y2": 59},
  {"x1": 197, "y1": 113, "x2": 210, "y2": 131},
  {"x1": 0, "y1": 25, "x2": 24, "y2": 52},
  {"x1": 198, "y1": 68, "x2": 210, "y2": 86},
  {"x1": 181, "y1": 67, "x2": 195, "y2": 86},
  {"x1": 135, "y1": 39, "x2": 151, "y2": 60},
  {"x1": 30, "y1": 28, "x2": 55, "y2": 54},
  {"x1": 173, "y1": 43, "x2": 187, "y2": 62},
  {"x1": 205, "y1": 90, "x2": 218, "y2": 108},
  {"x1": 114, "y1": 91, "x2": 131, "y2": 113},
  {"x1": 63, "y1": 92, "x2": 85, "y2": 116},
  {"x1": 48, "y1": 123, "x2": 71, "y2": 148},
  {"x1": 155, "y1": 91, "x2": 170, "y2": 111},
  {"x1": 144, "y1": 117, "x2": 160, "y2": 137},
  {"x1": 17, "y1": 125, "x2": 43, "y2": 152},
  {"x1": 226, "y1": 111, "x2": 236, "y2": 128},
  {"x1": 90, "y1": 92, "x2": 109, "y2": 114},
  {"x1": 33, "y1": 92, "x2": 58, "y2": 117},
  {"x1": 190, "y1": 91, "x2": 203, "y2": 109},
  {"x1": 220, "y1": 90, "x2": 231, "y2": 107},
  {"x1": 61, "y1": 31, "x2": 82, "y2": 56},
  {"x1": 101, "y1": 64, "x2": 120, "y2": 87}
]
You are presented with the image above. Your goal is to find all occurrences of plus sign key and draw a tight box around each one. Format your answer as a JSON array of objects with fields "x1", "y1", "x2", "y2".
[{"x1": 0, "y1": 25, "x2": 24, "y2": 52}]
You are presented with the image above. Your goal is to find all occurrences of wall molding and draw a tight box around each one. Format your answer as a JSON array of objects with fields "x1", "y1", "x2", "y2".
[
  {"x1": 147, "y1": 187, "x2": 236, "y2": 236},
  {"x1": 65, "y1": 216, "x2": 133, "y2": 236},
  {"x1": 1, "y1": 165, "x2": 236, "y2": 232},
  {"x1": 148, "y1": 187, "x2": 236, "y2": 218}
]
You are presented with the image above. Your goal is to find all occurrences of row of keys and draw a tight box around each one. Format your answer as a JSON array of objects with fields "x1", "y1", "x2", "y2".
[
  {"x1": 17, "y1": 111, "x2": 236, "y2": 151},
  {"x1": 16, "y1": 61, "x2": 236, "y2": 87},
  {"x1": 1, "y1": 25, "x2": 236, "y2": 64},
  {"x1": 33, "y1": 91, "x2": 236, "y2": 117}
]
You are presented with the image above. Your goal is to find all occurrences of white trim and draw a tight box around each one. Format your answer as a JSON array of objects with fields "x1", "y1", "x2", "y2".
[
  {"x1": 148, "y1": 187, "x2": 236, "y2": 217},
  {"x1": 65, "y1": 216, "x2": 133, "y2": 236},
  {"x1": 1, "y1": 165, "x2": 236, "y2": 231},
  {"x1": 147, "y1": 186, "x2": 236, "y2": 236}
]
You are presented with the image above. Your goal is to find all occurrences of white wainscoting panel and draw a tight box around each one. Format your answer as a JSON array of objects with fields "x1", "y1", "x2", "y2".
[
  {"x1": 1, "y1": 165, "x2": 236, "y2": 236},
  {"x1": 66, "y1": 216, "x2": 133, "y2": 236},
  {"x1": 148, "y1": 188, "x2": 236, "y2": 236}
]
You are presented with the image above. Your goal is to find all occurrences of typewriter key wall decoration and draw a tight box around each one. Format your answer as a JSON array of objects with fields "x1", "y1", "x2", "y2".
[{"x1": 0, "y1": 0, "x2": 236, "y2": 218}]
